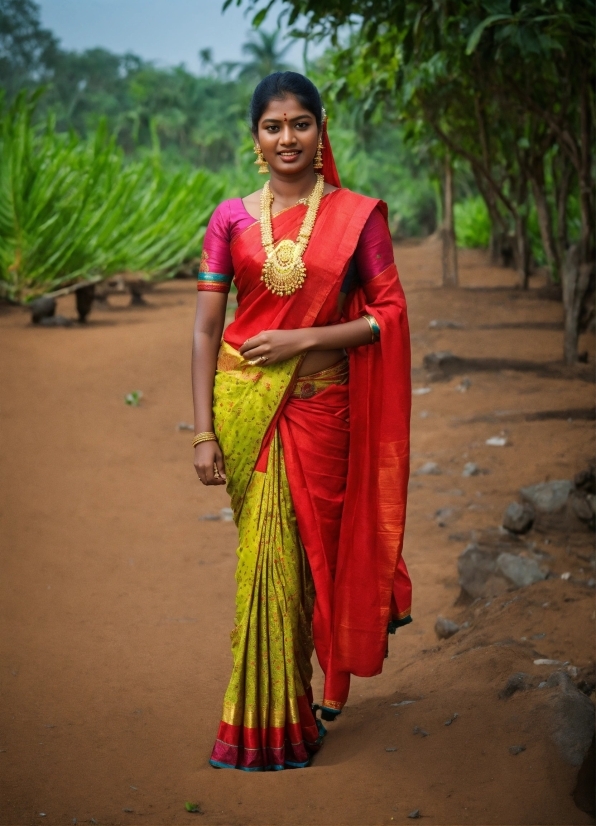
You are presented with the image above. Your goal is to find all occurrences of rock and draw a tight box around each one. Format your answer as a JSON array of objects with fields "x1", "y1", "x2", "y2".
[
  {"x1": 177, "y1": 422, "x2": 194, "y2": 431},
  {"x1": 416, "y1": 461, "x2": 441, "y2": 475},
  {"x1": 413, "y1": 726, "x2": 428, "y2": 737},
  {"x1": 573, "y1": 467, "x2": 595, "y2": 495},
  {"x1": 30, "y1": 296, "x2": 56, "y2": 323},
  {"x1": 509, "y1": 745, "x2": 526, "y2": 755},
  {"x1": 520, "y1": 480, "x2": 572, "y2": 531},
  {"x1": 220, "y1": 507, "x2": 234, "y2": 522},
  {"x1": 455, "y1": 377, "x2": 471, "y2": 392},
  {"x1": 496, "y1": 552, "x2": 548, "y2": 588},
  {"x1": 408, "y1": 810, "x2": 421, "y2": 819},
  {"x1": 499, "y1": 672, "x2": 534, "y2": 699},
  {"x1": 38, "y1": 315, "x2": 73, "y2": 327},
  {"x1": 568, "y1": 490, "x2": 595, "y2": 529},
  {"x1": 573, "y1": 734, "x2": 595, "y2": 816},
  {"x1": 412, "y1": 387, "x2": 432, "y2": 395},
  {"x1": 457, "y1": 543, "x2": 503, "y2": 600},
  {"x1": 429, "y1": 319, "x2": 463, "y2": 329},
  {"x1": 503, "y1": 502, "x2": 535, "y2": 534},
  {"x1": 435, "y1": 616, "x2": 460, "y2": 640},
  {"x1": 423, "y1": 350, "x2": 456, "y2": 369},
  {"x1": 391, "y1": 700, "x2": 416, "y2": 707},
  {"x1": 444, "y1": 713, "x2": 459, "y2": 726},
  {"x1": 385, "y1": 746, "x2": 397, "y2": 752},
  {"x1": 423, "y1": 350, "x2": 464, "y2": 380},
  {"x1": 435, "y1": 507, "x2": 456, "y2": 527},
  {"x1": 542, "y1": 672, "x2": 595, "y2": 766},
  {"x1": 486, "y1": 435, "x2": 508, "y2": 446},
  {"x1": 462, "y1": 462, "x2": 481, "y2": 477}
]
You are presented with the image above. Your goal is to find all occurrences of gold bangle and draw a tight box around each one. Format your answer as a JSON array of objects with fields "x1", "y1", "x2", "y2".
[
  {"x1": 362, "y1": 313, "x2": 381, "y2": 343},
  {"x1": 192, "y1": 431, "x2": 217, "y2": 448}
]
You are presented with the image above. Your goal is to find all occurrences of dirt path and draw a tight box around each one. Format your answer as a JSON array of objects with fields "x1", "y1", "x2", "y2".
[{"x1": 1, "y1": 239, "x2": 594, "y2": 826}]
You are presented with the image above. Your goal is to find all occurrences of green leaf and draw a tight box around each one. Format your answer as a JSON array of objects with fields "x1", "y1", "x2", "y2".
[{"x1": 466, "y1": 14, "x2": 511, "y2": 54}]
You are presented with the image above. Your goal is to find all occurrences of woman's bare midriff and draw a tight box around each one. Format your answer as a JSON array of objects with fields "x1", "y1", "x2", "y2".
[{"x1": 299, "y1": 348, "x2": 345, "y2": 376}]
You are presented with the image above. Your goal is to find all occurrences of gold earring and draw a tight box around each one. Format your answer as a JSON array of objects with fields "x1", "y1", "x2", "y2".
[
  {"x1": 313, "y1": 135, "x2": 323, "y2": 170},
  {"x1": 254, "y1": 145, "x2": 269, "y2": 174}
]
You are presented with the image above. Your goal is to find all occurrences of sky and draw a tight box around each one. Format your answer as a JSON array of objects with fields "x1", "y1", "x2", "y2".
[{"x1": 37, "y1": 0, "x2": 319, "y2": 74}]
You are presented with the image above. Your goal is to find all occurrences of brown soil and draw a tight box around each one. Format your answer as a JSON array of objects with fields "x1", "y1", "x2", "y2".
[{"x1": 1, "y1": 238, "x2": 594, "y2": 826}]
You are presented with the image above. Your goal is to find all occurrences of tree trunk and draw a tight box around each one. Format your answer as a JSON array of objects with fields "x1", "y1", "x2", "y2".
[
  {"x1": 530, "y1": 172, "x2": 559, "y2": 282},
  {"x1": 514, "y1": 214, "x2": 530, "y2": 289},
  {"x1": 441, "y1": 154, "x2": 458, "y2": 287},
  {"x1": 562, "y1": 244, "x2": 592, "y2": 364},
  {"x1": 552, "y1": 151, "x2": 573, "y2": 259}
]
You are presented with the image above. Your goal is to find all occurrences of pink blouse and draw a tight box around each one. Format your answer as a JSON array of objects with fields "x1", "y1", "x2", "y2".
[{"x1": 196, "y1": 193, "x2": 394, "y2": 294}]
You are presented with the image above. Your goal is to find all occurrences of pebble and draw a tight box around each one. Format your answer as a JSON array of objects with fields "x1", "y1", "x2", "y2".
[
  {"x1": 385, "y1": 747, "x2": 397, "y2": 752},
  {"x1": 456, "y1": 377, "x2": 471, "y2": 392},
  {"x1": 391, "y1": 700, "x2": 416, "y2": 707},
  {"x1": 462, "y1": 462, "x2": 481, "y2": 477},
  {"x1": 413, "y1": 726, "x2": 429, "y2": 737},
  {"x1": 561, "y1": 571, "x2": 571, "y2": 580},
  {"x1": 408, "y1": 810, "x2": 421, "y2": 819},
  {"x1": 509, "y1": 745, "x2": 526, "y2": 755},
  {"x1": 534, "y1": 658, "x2": 566, "y2": 666},
  {"x1": 435, "y1": 616, "x2": 460, "y2": 640},
  {"x1": 486, "y1": 436, "x2": 508, "y2": 446},
  {"x1": 444, "y1": 713, "x2": 459, "y2": 726},
  {"x1": 177, "y1": 422, "x2": 194, "y2": 431},
  {"x1": 416, "y1": 461, "x2": 441, "y2": 475},
  {"x1": 429, "y1": 319, "x2": 462, "y2": 329},
  {"x1": 412, "y1": 387, "x2": 432, "y2": 395}
]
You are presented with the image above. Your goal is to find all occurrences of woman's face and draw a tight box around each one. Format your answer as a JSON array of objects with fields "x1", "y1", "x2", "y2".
[{"x1": 255, "y1": 94, "x2": 320, "y2": 177}]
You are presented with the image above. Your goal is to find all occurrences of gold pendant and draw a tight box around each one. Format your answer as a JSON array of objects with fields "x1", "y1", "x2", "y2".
[
  {"x1": 262, "y1": 239, "x2": 306, "y2": 296},
  {"x1": 259, "y1": 174, "x2": 325, "y2": 297}
]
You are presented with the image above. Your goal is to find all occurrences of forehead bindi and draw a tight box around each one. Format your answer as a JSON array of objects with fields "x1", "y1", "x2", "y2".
[{"x1": 260, "y1": 97, "x2": 313, "y2": 125}]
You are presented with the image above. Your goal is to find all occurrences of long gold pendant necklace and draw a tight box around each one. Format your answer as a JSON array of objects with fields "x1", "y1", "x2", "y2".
[{"x1": 260, "y1": 173, "x2": 325, "y2": 296}]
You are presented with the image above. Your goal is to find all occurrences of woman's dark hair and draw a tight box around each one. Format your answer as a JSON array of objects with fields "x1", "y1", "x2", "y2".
[{"x1": 250, "y1": 72, "x2": 322, "y2": 133}]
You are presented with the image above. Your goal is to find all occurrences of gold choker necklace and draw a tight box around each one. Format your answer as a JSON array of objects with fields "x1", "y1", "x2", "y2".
[{"x1": 260, "y1": 174, "x2": 325, "y2": 296}]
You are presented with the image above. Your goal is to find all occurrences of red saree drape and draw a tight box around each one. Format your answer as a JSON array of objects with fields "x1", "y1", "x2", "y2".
[{"x1": 222, "y1": 189, "x2": 412, "y2": 712}]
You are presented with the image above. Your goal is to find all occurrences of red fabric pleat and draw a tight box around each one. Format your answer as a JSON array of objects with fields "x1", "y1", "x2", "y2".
[
  {"x1": 279, "y1": 381, "x2": 352, "y2": 708},
  {"x1": 210, "y1": 692, "x2": 321, "y2": 771}
]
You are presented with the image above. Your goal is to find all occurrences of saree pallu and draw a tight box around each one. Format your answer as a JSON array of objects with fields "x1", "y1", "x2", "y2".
[{"x1": 208, "y1": 189, "x2": 412, "y2": 771}]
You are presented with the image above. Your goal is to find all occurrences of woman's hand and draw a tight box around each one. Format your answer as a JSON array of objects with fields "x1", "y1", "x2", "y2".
[
  {"x1": 239, "y1": 329, "x2": 312, "y2": 365},
  {"x1": 194, "y1": 440, "x2": 227, "y2": 486}
]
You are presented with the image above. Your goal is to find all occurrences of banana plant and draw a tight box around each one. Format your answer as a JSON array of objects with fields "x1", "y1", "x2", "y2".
[{"x1": 0, "y1": 92, "x2": 223, "y2": 302}]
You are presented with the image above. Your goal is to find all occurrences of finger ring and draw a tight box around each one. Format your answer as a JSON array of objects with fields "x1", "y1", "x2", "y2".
[
  {"x1": 214, "y1": 467, "x2": 220, "y2": 478},
  {"x1": 258, "y1": 355, "x2": 267, "y2": 364}
]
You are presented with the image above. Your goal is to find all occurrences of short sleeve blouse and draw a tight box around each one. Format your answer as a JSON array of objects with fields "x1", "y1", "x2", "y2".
[{"x1": 196, "y1": 195, "x2": 394, "y2": 294}]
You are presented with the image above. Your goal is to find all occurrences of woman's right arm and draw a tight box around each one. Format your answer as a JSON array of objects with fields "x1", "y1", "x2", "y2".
[{"x1": 191, "y1": 290, "x2": 228, "y2": 486}]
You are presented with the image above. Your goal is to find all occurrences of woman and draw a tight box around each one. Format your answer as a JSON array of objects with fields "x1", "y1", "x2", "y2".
[{"x1": 191, "y1": 72, "x2": 412, "y2": 772}]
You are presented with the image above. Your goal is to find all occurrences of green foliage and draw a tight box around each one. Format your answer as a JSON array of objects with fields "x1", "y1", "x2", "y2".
[
  {"x1": 124, "y1": 390, "x2": 143, "y2": 406},
  {"x1": 454, "y1": 196, "x2": 491, "y2": 248},
  {"x1": 0, "y1": 93, "x2": 224, "y2": 302}
]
